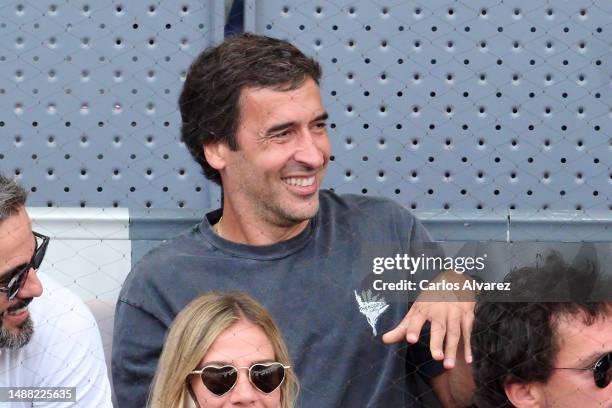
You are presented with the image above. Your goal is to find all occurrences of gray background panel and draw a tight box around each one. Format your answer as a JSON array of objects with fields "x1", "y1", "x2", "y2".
[
  {"x1": 0, "y1": 0, "x2": 223, "y2": 209},
  {"x1": 1, "y1": 0, "x2": 610, "y2": 213},
  {"x1": 248, "y1": 0, "x2": 610, "y2": 212}
]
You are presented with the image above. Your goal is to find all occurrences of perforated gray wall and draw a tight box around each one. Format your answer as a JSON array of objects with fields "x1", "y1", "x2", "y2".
[
  {"x1": 247, "y1": 0, "x2": 611, "y2": 212},
  {"x1": 1, "y1": 1, "x2": 610, "y2": 212},
  {"x1": 0, "y1": 0, "x2": 224, "y2": 208}
]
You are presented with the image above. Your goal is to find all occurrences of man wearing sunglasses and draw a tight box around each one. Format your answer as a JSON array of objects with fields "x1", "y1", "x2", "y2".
[
  {"x1": 0, "y1": 175, "x2": 112, "y2": 407},
  {"x1": 471, "y1": 252, "x2": 612, "y2": 407}
]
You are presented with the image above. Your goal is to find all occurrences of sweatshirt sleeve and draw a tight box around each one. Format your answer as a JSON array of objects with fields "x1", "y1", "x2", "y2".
[{"x1": 111, "y1": 299, "x2": 167, "y2": 408}]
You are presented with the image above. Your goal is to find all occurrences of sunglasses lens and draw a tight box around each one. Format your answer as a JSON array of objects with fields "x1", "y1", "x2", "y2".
[
  {"x1": 594, "y1": 353, "x2": 611, "y2": 389},
  {"x1": 250, "y1": 363, "x2": 285, "y2": 394},
  {"x1": 8, "y1": 267, "x2": 29, "y2": 300},
  {"x1": 201, "y1": 366, "x2": 237, "y2": 396},
  {"x1": 32, "y1": 235, "x2": 48, "y2": 269}
]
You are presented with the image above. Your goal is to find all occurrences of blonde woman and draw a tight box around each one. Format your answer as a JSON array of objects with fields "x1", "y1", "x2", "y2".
[{"x1": 148, "y1": 291, "x2": 298, "y2": 408}]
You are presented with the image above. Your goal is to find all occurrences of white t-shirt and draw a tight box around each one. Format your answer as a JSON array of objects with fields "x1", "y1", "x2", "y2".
[{"x1": 0, "y1": 273, "x2": 112, "y2": 407}]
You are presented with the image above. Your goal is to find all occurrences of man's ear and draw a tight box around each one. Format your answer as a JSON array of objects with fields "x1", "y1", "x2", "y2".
[
  {"x1": 203, "y1": 141, "x2": 230, "y2": 171},
  {"x1": 505, "y1": 380, "x2": 542, "y2": 408}
]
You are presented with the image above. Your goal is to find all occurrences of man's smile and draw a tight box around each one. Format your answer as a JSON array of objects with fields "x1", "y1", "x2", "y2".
[
  {"x1": 281, "y1": 176, "x2": 316, "y2": 187},
  {"x1": 2, "y1": 298, "x2": 32, "y2": 319}
]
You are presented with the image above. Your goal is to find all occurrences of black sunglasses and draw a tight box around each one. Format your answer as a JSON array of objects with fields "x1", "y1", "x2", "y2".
[
  {"x1": 0, "y1": 231, "x2": 49, "y2": 301},
  {"x1": 189, "y1": 362, "x2": 289, "y2": 397},
  {"x1": 553, "y1": 351, "x2": 611, "y2": 389}
]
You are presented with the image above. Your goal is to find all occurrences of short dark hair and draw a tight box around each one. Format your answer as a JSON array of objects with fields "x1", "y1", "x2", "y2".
[
  {"x1": 471, "y1": 251, "x2": 611, "y2": 407},
  {"x1": 0, "y1": 174, "x2": 27, "y2": 221},
  {"x1": 179, "y1": 33, "x2": 322, "y2": 185}
]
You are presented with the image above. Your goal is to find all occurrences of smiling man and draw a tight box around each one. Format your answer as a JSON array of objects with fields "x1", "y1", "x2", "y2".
[
  {"x1": 0, "y1": 175, "x2": 112, "y2": 407},
  {"x1": 205, "y1": 76, "x2": 330, "y2": 242},
  {"x1": 113, "y1": 33, "x2": 474, "y2": 407},
  {"x1": 0, "y1": 207, "x2": 42, "y2": 351}
]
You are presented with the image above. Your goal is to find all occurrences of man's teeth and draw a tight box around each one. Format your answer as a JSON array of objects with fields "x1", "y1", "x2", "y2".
[
  {"x1": 6, "y1": 306, "x2": 27, "y2": 316},
  {"x1": 283, "y1": 176, "x2": 315, "y2": 187}
]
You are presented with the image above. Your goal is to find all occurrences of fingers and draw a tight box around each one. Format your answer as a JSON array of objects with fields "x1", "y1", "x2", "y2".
[
  {"x1": 462, "y1": 307, "x2": 475, "y2": 364},
  {"x1": 429, "y1": 316, "x2": 446, "y2": 361},
  {"x1": 403, "y1": 306, "x2": 427, "y2": 343},
  {"x1": 442, "y1": 309, "x2": 461, "y2": 368},
  {"x1": 384, "y1": 301, "x2": 476, "y2": 370},
  {"x1": 381, "y1": 321, "x2": 407, "y2": 344},
  {"x1": 382, "y1": 306, "x2": 426, "y2": 345}
]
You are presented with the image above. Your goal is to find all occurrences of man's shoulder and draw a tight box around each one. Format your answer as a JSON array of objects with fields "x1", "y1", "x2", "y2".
[
  {"x1": 119, "y1": 222, "x2": 209, "y2": 304},
  {"x1": 141, "y1": 222, "x2": 204, "y2": 257},
  {"x1": 8, "y1": 274, "x2": 111, "y2": 404},
  {"x1": 10, "y1": 274, "x2": 106, "y2": 371},
  {"x1": 31, "y1": 273, "x2": 101, "y2": 335},
  {"x1": 318, "y1": 190, "x2": 427, "y2": 244},
  {"x1": 132, "y1": 222, "x2": 204, "y2": 269}
]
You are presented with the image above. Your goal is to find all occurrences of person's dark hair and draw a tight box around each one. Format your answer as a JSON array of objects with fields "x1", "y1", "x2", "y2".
[
  {"x1": 471, "y1": 251, "x2": 611, "y2": 407},
  {"x1": 0, "y1": 174, "x2": 27, "y2": 220},
  {"x1": 179, "y1": 33, "x2": 322, "y2": 185}
]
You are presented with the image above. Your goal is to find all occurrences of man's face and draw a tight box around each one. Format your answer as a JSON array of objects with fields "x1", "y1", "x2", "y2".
[
  {"x1": 0, "y1": 207, "x2": 43, "y2": 348},
  {"x1": 538, "y1": 313, "x2": 612, "y2": 407},
  {"x1": 219, "y1": 78, "x2": 330, "y2": 227}
]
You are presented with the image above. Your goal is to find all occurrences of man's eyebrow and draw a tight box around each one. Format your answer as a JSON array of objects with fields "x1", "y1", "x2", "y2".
[
  {"x1": 265, "y1": 121, "x2": 296, "y2": 135},
  {"x1": 312, "y1": 112, "x2": 329, "y2": 122},
  {"x1": 264, "y1": 112, "x2": 328, "y2": 135},
  {"x1": 580, "y1": 350, "x2": 610, "y2": 367}
]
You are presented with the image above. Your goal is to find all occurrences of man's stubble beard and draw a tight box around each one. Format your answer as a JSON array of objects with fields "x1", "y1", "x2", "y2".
[
  {"x1": 0, "y1": 316, "x2": 34, "y2": 349},
  {"x1": 259, "y1": 196, "x2": 319, "y2": 228},
  {"x1": 234, "y1": 178, "x2": 319, "y2": 229}
]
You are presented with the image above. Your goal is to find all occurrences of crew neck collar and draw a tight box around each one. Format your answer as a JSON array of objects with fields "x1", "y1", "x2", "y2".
[{"x1": 199, "y1": 208, "x2": 317, "y2": 260}]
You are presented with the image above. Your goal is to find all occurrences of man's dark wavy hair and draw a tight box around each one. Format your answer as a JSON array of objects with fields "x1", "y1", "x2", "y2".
[
  {"x1": 471, "y1": 251, "x2": 611, "y2": 407},
  {"x1": 179, "y1": 33, "x2": 322, "y2": 186}
]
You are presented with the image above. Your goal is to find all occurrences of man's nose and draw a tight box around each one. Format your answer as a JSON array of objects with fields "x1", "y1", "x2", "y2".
[
  {"x1": 18, "y1": 268, "x2": 43, "y2": 299},
  {"x1": 293, "y1": 130, "x2": 328, "y2": 169}
]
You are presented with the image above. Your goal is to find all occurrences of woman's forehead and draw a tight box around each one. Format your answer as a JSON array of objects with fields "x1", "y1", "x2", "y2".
[{"x1": 201, "y1": 320, "x2": 276, "y2": 365}]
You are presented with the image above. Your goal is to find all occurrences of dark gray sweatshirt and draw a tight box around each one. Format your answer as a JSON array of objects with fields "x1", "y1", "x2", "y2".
[{"x1": 112, "y1": 190, "x2": 444, "y2": 407}]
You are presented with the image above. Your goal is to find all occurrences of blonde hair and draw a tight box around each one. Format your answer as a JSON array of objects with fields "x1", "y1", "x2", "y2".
[{"x1": 148, "y1": 291, "x2": 298, "y2": 408}]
